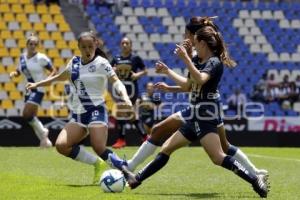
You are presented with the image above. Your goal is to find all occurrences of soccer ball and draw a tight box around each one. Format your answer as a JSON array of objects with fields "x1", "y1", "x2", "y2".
[{"x1": 99, "y1": 169, "x2": 126, "y2": 193}]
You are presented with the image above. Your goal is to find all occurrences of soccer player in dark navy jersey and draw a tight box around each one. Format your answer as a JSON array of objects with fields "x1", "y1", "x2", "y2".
[
  {"x1": 110, "y1": 17, "x2": 267, "y2": 180},
  {"x1": 111, "y1": 37, "x2": 148, "y2": 148},
  {"x1": 116, "y1": 24, "x2": 269, "y2": 198}
]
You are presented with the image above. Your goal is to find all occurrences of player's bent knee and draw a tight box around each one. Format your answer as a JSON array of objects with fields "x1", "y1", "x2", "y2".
[{"x1": 55, "y1": 142, "x2": 69, "y2": 156}]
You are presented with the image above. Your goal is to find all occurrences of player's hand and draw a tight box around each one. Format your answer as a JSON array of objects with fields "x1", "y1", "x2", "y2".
[
  {"x1": 154, "y1": 82, "x2": 170, "y2": 92},
  {"x1": 174, "y1": 44, "x2": 189, "y2": 60},
  {"x1": 124, "y1": 97, "x2": 133, "y2": 107},
  {"x1": 9, "y1": 71, "x2": 18, "y2": 78},
  {"x1": 155, "y1": 61, "x2": 169, "y2": 74},
  {"x1": 182, "y1": 39, "x2": 193, "y2": 58},
  {"x1": 131, "y1": 72, "x2": 139, "y2": 81},
  {"x1": 26, "y1": 82, "x2": 38, "y2": 91}
]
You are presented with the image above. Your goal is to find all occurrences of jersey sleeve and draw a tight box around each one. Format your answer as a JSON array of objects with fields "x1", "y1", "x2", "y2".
[
  {"x1": 201, "y1": 59, "x2": 219, "y2": 78},
  {"x1": 102, "y1": 60, "x2": 116, "y2": 78},
  {"x1": 135, "y1": 56, "x2": 146, "y2": 70},
  {"x1": 39, "y1": 54, "x2": 53, "y2": 70}
]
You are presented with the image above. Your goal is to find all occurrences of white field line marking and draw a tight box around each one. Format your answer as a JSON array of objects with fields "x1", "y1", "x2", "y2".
[{"x1": 248, "y1": 154, "x2": 300, "y2": 163}]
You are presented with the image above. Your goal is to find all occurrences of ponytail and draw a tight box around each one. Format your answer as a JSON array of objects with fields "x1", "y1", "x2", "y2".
[
  {"x1": 214, "y1": 32, "x2": 236, "y2": 68},
  {"x1": 186, "y1": 16, "x2": 219, "y2": 34}
]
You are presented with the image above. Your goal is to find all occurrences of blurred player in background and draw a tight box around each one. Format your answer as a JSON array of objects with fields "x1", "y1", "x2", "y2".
[
  {"x1": 120, "y1": 24, "x2": 269, "y2": 198},
  {"x1": 10, "y1": 33, "x2": 57, "y2": 148},
  {"x1": 137, "y1": 82, "x2": 161, "y2": 135},
  {"x1": 26, "y1": 31, "x2": 132, "y2": 184},
  {"x1": 111, "y1": 36, "x2": 148, "y2": 148},
  {"x1": 110, "y1": 17, "x2": 267, "y2": 178}
]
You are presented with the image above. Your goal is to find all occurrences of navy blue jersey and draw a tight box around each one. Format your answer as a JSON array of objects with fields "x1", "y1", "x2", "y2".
[
  {"x1": 139, "y1": 93, "x2": 161, "y2": 118},
  {"x1": 188, "y1": 56, "x2": 223, "y2": 105},
  {"x1": 111, "y1": 54, "x2": 145, "y2": 102},
  {"x1": 111, "y1": 54, "x2": 145, "y2": 81}
]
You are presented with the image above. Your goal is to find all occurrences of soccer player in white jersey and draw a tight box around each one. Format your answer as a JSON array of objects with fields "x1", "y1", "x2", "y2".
[
  {"x1": 10, "y1": 33, "x2": 56, "y2": 147},
  {"x1": 26, "y1": 31, "x2": 132, "y2": 184}
]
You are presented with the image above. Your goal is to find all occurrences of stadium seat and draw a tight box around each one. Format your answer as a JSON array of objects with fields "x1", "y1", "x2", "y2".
[
  {"x1": 24, "y1": 4, "x2": 35, "y2": 14},
  {"x1": 11, "y1": 4, "x2": 23, "y2": 13},
  {"x1": 1, "y1": 99, "x2": 14, "y2": 109}
]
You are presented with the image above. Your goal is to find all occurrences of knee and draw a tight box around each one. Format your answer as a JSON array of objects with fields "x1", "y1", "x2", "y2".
[{"x1": 55, "y1": 141, "x2": 69, "y2": 156}]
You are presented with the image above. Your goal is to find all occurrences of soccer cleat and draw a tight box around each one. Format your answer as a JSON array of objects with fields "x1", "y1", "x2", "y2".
[
  {"x1": 108, "y1": 153, "x2": 128, "y2": 171},
  {"x1": 121, "y1": 165, "x2": 141, "y2": 189},
  {"x1": 256, "y1": 169, "x2": 269, "y2": 176},
  {"x1": 112, "y1": 138, "x2": 126, "y2": 149},
  {"x1": 40, "y1": 137, "x2": 52, "y2": 148},
  {"x1": 93, "y1": 158, "x2": 105, "y2": 184},
  {"x1": 252, "y1": 174, "x2": 270, "y2": 198}
]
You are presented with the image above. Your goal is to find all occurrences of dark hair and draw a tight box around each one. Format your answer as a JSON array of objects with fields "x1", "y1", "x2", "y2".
[
  {"x1": 186, "y1": 16, "x2": 219, "y2": 35},
  {"x1": 77, "y1": 31, "x2": 108, "y2": 59},
  {"x1": 195, "y1": 26, "x2": 236, "y2": 68}
]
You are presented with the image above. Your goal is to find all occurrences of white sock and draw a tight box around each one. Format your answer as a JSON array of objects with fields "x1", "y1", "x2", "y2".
[
  {"x1": 232, "y1": 148, "x2": 258, "y2": 174},
  {"x1": 75, "y1": 146, "x2": 98, "y2": 165},
  {"x1": 128, "y1": 141, "x2": 158, "y2": 171},
  {"x1": 28, "y1": 117, "x2": 47, "y2": 140}
]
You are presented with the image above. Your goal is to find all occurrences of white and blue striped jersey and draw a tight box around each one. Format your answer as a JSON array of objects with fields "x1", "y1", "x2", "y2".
[
  {"x1": 18, "y1": 52, "x2": 52, "y2": 93},
  {"x1": 65, "y1": 55, "x2": 116, "y2": 114}
]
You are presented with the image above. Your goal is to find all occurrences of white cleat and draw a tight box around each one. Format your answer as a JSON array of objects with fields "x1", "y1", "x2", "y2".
[
  {"x1": 256, "y1": 169, "x2": 268, "y2": 176},
  {"x1": 40, "y1": 137, "x2": 52, "y2": 148},
  {"x1": 39, "y1": 128, "x2": 52, "y2": 148}
]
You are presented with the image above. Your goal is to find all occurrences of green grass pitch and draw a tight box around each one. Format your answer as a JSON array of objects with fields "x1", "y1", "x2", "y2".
[{"x1": 0, "y1": 147, "x2": 300, "y2": 200}]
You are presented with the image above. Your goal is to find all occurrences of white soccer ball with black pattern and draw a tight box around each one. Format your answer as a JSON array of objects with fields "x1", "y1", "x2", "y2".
[{"x1": 99, "y1": 169, "x2": 126, "y2": 193}]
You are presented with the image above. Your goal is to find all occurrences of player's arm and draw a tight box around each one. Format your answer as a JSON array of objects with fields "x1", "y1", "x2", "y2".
[
  {"x1": 155, "y1": 61, "x2": 191, "y2": 91},
  {"x1": 26, "y1": 70, "x2": 69, "y2": 90},
  {"x1": 131, "y1": 56, "x2": 148, "y2": 80},
  {"x1": 175, "y1": 44, "x2": 210, "y2": 85},
  {"x1": 109, "y1": 75, "x2": 132, "y2": 106},
  {"x1": 46, "y1": 66, "x2": 57, "y2": 78},
  {"x1": 131, "y1": 69, "x2": 147, "y2": 80},
  {"x1": 154, "y1": 82, "x2": 191, "y2": 92}
]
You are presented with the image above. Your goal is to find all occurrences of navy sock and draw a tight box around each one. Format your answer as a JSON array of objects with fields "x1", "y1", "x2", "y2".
[
  {"x1": 68, "y1": 145, "x2": 80, "y2": 159},
  {"x1": 227, "y1": 145, "x2": 238, "y2": 156},
  {"x1": 99, "y1": 148, "x2": 113, "y2": 161},
  {"x1": 147, "y1": 138, "x2": 161, "y2": 146},
  {"x1": 222, "y1": 155, "x2": 257, "y2": 184},
  {"x1": 136, "y1": 152, "x2": 169, "y2": 182}
]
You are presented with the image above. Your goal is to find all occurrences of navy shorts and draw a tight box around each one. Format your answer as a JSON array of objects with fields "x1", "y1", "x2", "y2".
[
  {"x1": 70, "y1": 104, "x2": 108, "y2": 127},
  {"x1": 25, "y1": 91, "x2": 44, "y2": 105},
  {"x1": 178, "y1": 102, "x2": 221, "y2": 142}
]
